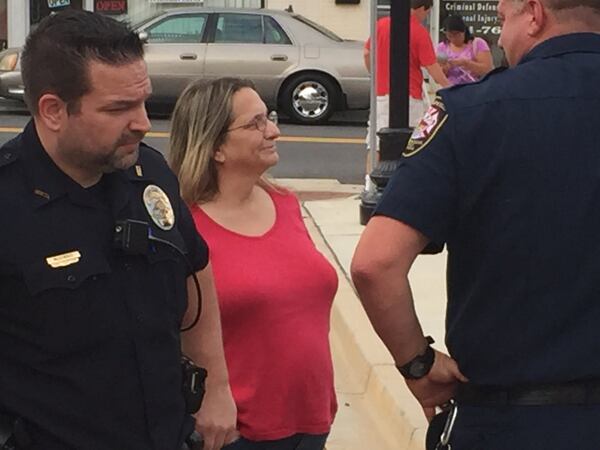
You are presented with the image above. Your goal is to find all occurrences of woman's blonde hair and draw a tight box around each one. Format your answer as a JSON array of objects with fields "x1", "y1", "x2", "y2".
[{"x1": 168, "y1": 77, "x2": 282, "y2": 205}]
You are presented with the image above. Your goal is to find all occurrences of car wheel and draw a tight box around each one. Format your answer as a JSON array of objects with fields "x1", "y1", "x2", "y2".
[{"x1": 281, "y1": 73, "x2": 339, "y2": 125}]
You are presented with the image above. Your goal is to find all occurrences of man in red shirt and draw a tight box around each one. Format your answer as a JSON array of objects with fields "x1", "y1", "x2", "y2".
[{"x1": 364, "y1": 0, "x2": 449, "y2": 173}]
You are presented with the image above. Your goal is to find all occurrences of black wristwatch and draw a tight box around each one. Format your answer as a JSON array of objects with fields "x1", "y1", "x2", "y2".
[{"x1": 397, "y1": 336, "x2": 435, "y2": 379}]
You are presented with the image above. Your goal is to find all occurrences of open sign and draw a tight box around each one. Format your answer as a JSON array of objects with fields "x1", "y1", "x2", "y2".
[{"x1": 94, "y1": 0, "x2": 127, "y2": 14}]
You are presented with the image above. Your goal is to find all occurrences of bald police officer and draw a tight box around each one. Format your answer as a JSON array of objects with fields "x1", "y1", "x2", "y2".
[
  {"x1": 0, "y1": 10, "x2": 237, "y2": 450},
  {"x1": 351, "y1": 0, "x2": 600, "y2": 447}
]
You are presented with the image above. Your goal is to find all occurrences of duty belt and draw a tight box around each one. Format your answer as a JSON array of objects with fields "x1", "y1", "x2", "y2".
[{"x1": 456, "y1": 379, "x2": 600, "y2": 406}]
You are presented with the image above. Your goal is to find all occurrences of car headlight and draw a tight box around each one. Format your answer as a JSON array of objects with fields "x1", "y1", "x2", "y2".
[{"x1": 0, "y1": 52, "x2": 18, "y2": 71}]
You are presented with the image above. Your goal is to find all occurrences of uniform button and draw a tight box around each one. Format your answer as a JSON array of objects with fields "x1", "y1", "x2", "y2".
[
  {"x1": 124, "y1": 263, "x2": 132, "y2": 271},
  {"x1": 3, "y1": 152, "x2": 12, "y2": 160},
  {"x1": 91, "y1": 275, "x2": 98, "y2": 281},
  {"x1": 137, "y1": 315, "x2": 144, "y2": 323},
  {"x1": 66, "y1": 275, "x2": 76, "y2": 283}
]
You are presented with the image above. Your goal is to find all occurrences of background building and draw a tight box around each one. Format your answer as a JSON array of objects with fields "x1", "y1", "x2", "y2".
[
  {"x1": 266, "y1": 0, "x2": 369, "y2": 41},
  {"x1": 0, "y1": 0, "x2": 501, "y2": 65},
  {"x1": 0, "y1": 1, "x2": 6, "y2": 50}
]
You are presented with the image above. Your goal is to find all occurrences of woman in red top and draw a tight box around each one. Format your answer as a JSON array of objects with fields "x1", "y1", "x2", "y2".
[{"x1": 168, "y1": 78, "x2": 338, "y2": 450}]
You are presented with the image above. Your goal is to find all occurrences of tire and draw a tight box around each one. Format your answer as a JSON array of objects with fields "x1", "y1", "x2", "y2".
[{"x1": 280, "y1": 73, "x2": 340, "y2": 125}]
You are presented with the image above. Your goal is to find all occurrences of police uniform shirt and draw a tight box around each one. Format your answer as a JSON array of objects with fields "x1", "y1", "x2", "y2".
[
  {"x1": 0, "y1": 121, "x2": 209, "y2": 450},
  {"x1": 375, "y1": 33, "x2": 600, "y2": 387}
]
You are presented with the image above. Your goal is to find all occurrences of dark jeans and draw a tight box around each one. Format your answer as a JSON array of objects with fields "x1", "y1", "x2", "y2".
[
  {"x1": 427, "y1": 404, "x2": 600, "y2": 450},
  {"x1": 222, "y1": 433, "x2": 328, "y2": 450}
]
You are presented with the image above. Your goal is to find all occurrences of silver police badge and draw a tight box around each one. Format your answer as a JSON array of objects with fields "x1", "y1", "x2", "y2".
[{"x1": 143, "y1": 185, "x2": 175, "y2": 231}]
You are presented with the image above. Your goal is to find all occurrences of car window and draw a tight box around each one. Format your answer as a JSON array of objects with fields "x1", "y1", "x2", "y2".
[
  {"x1": 0, "y1": 51, "x2": 18, "y2": 71},
  {"x1": 215, "y1": 14, "x2": 262, "y2": 44},
  {"x1": 264, "y1": 16, "x2": 292, "y2": 45},
  {"x1": 145, "y1": 14, "x2": 207, "y2": 43},
  {"x1": 291, "y1": 15, "x2": 343, "y2": 42}
]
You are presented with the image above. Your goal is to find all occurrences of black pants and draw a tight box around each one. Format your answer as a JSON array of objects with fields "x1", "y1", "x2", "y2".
[{"x1": 427, "y1": 403, "x2": 600, "y2": 450}]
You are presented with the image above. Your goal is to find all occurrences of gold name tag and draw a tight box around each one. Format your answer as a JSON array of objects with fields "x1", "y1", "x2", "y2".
[{"x1": 46, "y1": 251, "x2": 81, "y2": 268}]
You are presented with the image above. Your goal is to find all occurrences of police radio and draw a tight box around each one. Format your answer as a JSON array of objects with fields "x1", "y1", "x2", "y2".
[{"x1": 181, "y1": 355, "x2": 207, "y2": 414}]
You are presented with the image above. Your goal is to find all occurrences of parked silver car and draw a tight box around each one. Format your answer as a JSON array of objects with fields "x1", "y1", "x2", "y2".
[
  {"x1": 0, "y1": 8, "x2": 369, "y2": 124},
  {"x1": 0, "y1": 49, "x2": 23, "y2": 99}
]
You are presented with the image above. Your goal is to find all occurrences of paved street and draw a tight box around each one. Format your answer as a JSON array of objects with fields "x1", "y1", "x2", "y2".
[{"x1": 0, "y1": 98, "x2": 369, "y2": 184}]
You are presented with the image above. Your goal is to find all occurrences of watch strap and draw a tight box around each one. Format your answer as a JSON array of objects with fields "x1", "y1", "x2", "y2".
[{"x1": 397, "y1": 336, "x2": 435, "y2": 379}]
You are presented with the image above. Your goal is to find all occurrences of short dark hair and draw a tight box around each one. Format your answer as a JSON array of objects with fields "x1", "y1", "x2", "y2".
[
  {"x1": 544, "y1": 0, "x2": 600, "y2": 11},
  {"x1": 411, "y1": 0, "x2": 434, "y2": 10},
  {"x1": 21, "y1": 9, "x2": 144, "y2": 115},
  {"x1": 442, "y1": 15, "x2": 473, "y2": 43}
]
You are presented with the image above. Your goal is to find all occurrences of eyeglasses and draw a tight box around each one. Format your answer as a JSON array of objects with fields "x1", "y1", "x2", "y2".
[{"x1": 227, "y1": 111, "x2": 278, "y2": 133}]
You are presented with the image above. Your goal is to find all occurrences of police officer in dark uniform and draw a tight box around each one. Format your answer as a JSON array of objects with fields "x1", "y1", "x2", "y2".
[
  {"x1": 351, "y1": 0, "x2": 600, "y2": 447},
  {"x1": 0, "y1": 10, "x2": 237, "y2": 450}
]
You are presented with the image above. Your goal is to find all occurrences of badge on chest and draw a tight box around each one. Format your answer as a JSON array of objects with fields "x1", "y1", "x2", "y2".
[{"x1": 143, "y1": 185, "x2": 175, "y2": 231}]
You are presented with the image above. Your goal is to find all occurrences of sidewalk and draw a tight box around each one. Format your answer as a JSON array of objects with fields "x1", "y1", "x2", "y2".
[{"x1": 277, "y1": 179, "x2": 448, "y2": 450}]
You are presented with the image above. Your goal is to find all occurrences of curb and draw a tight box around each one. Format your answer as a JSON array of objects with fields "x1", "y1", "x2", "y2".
[{"x1": 301, "y1": 198, "x2": 428, "y2": 450}]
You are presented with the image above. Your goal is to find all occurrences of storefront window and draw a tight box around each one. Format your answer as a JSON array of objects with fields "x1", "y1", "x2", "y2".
[
  {"x1": 95, "y1": 0, "x2": 261, "y2": 26},
  {"x1": 438, "y1": 0, "x2": 504, "y2": 65},
  {"x1": 30, "y1": 0, "x2": 83, "y2": 30},
  {"x1": 0, "y1": 0, "x2": 7, "y2": 50}
]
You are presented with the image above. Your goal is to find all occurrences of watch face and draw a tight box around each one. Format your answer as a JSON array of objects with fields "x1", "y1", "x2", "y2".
[
  {"x1": 410, "y1": 361, "x2": 427, "y2": 377},
  {"x1": 398, "y1": 343, "x2": 435, "y2": 379}
]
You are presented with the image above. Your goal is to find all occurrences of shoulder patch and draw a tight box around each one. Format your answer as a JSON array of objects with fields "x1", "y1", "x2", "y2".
[
  {"x1": 480, "y1": 65, "x2": 508, "y2": 81},
  {"x1": 403, "y1": 97, "x2": 448, "y2": 158}
]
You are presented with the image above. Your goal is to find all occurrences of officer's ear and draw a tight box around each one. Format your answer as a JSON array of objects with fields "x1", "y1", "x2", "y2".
[
  {"x1": 524, "y1": 0, "x2": 546, "y2": 36},
  {"x1": 36, "y1": 93, "x2": 68, "y2": 132}
]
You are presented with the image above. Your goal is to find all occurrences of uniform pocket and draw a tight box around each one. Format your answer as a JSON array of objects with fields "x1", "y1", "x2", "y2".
[
  {"x1": 22, "y1": 248, "x2": 111, "y2": 296},
  {"x1": 17, "y1": 249, "x2": 115, "y2": 355}
]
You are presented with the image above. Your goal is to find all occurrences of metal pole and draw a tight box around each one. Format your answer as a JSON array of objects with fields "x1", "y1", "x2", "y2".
[
  {"x1": 368, "y1": 0, "x2": 378, "y2": 175},
  {"x1": 358, "y1": 0, "x2": 379, "y2": 225},
  {"x1": 431, "y1": 0, "x2": 441, "y2": 46},
  {"x1": 359, "y1": 0, "x2": 414, "y2": 225},
  {"x1": 83, "y1": 0, "x2": 94, "y2": 11},
  {"x1": 7, "y1": 0, "x2": 29, "y2": 48}
]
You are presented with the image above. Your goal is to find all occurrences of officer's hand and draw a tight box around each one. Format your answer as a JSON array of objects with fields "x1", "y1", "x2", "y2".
[
  {"x1": 193, "y1": 383, "x2": 238, "y2": 450},
  {"x1": 405, "y1": 350, "x2": 468, "y2": 422}
]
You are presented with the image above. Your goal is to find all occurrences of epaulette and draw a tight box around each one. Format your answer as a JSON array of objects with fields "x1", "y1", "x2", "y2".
[
  {"x1": 125, "y1": 141, "x2": 169, "y2": 181},
  {"x1": 445, "y1": 66, "x2": 509, "y2": 93},
  {"x1": 478, "y1": 66, "x2": 509, "y2": 82},
  {"x1": 0, "y1": 144, "x2": 19, "y2": 169}
]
